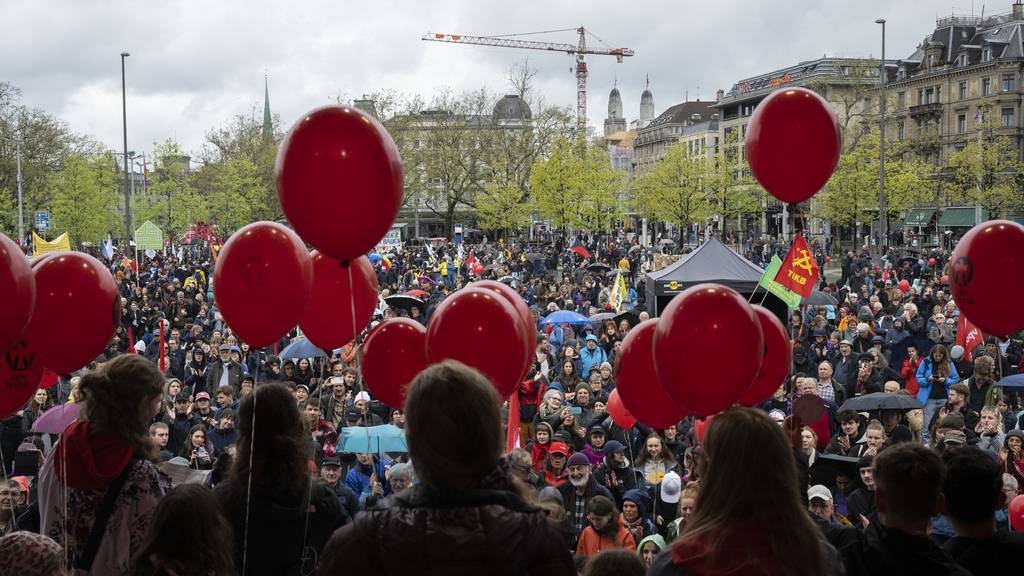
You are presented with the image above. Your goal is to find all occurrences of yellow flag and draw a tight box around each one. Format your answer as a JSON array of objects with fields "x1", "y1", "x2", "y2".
[
  {"x1": 32, "y1": 231, "x2": 70, "y2": 256},
  {"x1": 610, "y1": 271, "x2": 628, "y2": 313}
]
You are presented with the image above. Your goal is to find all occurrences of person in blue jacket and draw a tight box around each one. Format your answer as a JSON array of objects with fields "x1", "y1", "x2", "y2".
[
  {"x1": 579, "y1": 334, "x2": 608, "y2": 379},
  {"x1": 345, "y1": 453, "x2": 391, "y2": 509},
  {"x1": 916, "y1": 343, "x2": 959, "y2": 444}
]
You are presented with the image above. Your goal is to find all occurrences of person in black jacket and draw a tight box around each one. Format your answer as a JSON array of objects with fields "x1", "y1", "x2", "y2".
[
  {"x1": 941, "y1": 446, "x2": 1024, "y2": 575},
  {"x1": 839, "y1": 443, "x2": 972, "y2": 576}
]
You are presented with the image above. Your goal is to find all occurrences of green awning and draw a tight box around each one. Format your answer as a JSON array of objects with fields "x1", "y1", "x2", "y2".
[
  {"x1": 903, "y1": 208, "x2": 935, "y2": 226},
  {"x1": 938, "y1": 207, "x2": 989, "y2": 227}
]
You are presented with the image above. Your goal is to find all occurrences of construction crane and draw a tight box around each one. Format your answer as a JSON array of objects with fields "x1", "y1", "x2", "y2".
[{"x1": 422, "y1": 27, "x2": 634, "y2": 137}]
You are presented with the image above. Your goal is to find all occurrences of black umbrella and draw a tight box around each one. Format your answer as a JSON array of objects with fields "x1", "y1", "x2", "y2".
[
  {"x1": 839, "y1": 392, "x2": 921, "y2": 413},
  {"x1": 384, "y1": 295, "x2": 424, "y2": 311},
  {"x1": 484, "y1": 263, "x2": 502, "y2": 272},
  {"x1": 524, "y1": 253, "x2": 545, "y2": 262},
  {"x1": 587, "y1": 263, "x2": 611, "y2": 273},
  {"x1": 810, "y1": 453, "x2": 861, "y2": 489},
  {"x1": 613, "y1": 310, "x2": 641, "y2": 328},
  {"x1": 628, "y1": 245, "x2": 643, "y2": 254},
  {"x1": 589, "y1": 312, "x2": 616, "y2": 328},
  {"x1": 803, "y1": 290, "x2": 838, "y2": 306}
]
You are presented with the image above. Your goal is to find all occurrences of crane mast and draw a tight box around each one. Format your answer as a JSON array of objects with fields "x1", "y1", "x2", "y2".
[{"x1": 423, "y1": 27, "x2": 633, "y2": 138}]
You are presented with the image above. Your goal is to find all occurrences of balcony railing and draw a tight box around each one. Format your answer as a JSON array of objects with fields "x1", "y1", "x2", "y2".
[{"x1": 909, "y1": 102, "x2": 944, "y2": 118}]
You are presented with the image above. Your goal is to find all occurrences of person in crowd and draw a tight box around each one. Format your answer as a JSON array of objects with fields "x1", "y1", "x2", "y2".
[
  {"x1": 846, "y1": 454, "x2": 877, "y2": 525},
  {"x1": 825, "y1": 410, "x2": 863, "y2": 456},
  {"x1": 941, "y1": 446, "x2": 1024, "y2": 574},
  {"x1": 543, "y1": 441, "x2": 571, "y2": 487},
  {"x1": 318, "y1": 456, "x2": 357, "y2": 521},
  {"x1": 0, "y1": 531, "x2": 66, "y2": 576},
  {"x1": 917, "y1": 344, "x2": 960, "y2": 443},
  {"x1": 183, "y1": 347, "x2": 209, "y2": 396},
  {"x1": 40, "y1": 354, "x2": 170, "y2": 575},
  {"x1": 664, "y1": 483, "x2": 698, "y2": 543},
  {"x1": 216, "y1": 382, "x2": 343, "y2": 576},
  {"x1": 206, "y1": 344, "x2": 242, "y2": 395},
  {"x1": 808, "y1": 484, "x2": 852, "y2": 526},
  {"x1": 1003, "y1": 429, "x2": 1024, "y2": 491},
  {"x1": 20, "y1": 388, "x2": 53, "y2": 434},
  {"x1": 208, "y1": 408, "x2": 238, "y2": 454},
  {"x1": 345, "y1": 452, "x2": 390, "y2": 509},
  {"x1": 318, "y1": 361, "x2": 575, "y2": 574},
  {"x1": 634, "y1": 432, "x2": 677, "y2": 485},
  {"x1": 130, "y1": 483, "x2": 235, "y2": 576},
  {"x1": 647, "y1": 407, "x2": 839, "y2": 575},
  {"x1": 840, "y1": 443, "x2": 971, "y2": 575},
  {"x1": 575, "y1": 495, "x2": 636, "y2": 557},
  {"x1": 559, "y1": 446, "x2": 614, "y2": 551},
  {"x1": 529, "y1": 421, "x2": 554, "y2": 471},
  {"x1": 975, "y1": 405, "x2": 1005, "y2": 455},
  {"x1": 579, "y1": 335, "x2": 608, "y2": 379},
  {"x1": 148, "y1": 422, "x2": 174, "y2": 461},
  {"x1": 620, "y1": 488, "x2": 654, "y2": 544},
  {"x1": 638, "y1": 534, "x2": 668, "y2": 569}
]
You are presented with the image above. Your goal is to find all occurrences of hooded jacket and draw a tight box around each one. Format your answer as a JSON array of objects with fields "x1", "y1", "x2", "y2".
[
  {"x1": 579, "y1": 336, "x2": 608, "y2": 378},
  {"x1": 576, "y1": 513, "x2": 636, "y2": 557},
  {"x1": 529, "y1": 422, "x2": 554, "y2": 471}
]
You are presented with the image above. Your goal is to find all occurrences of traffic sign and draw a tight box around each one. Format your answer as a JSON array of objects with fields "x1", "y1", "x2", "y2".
[
  {"x1": 34, "y1": 211, "x2": 49, "y2": 230},
  {"x1": 133, "y1": 220, "x2": 164, "y2": 250}
]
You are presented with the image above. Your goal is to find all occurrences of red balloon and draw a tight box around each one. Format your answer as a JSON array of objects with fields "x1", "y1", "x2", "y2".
[
  {"x1": 472, "y1": 262, "x2": 484, "y2": 275},
  {"x1": 0, "y1": 340, "x2": 45, "y2": 418},
  {"x1": 615, "y1": 320, "x2": 686, "y2": 429},
  {"x1": 693, "y1": 414, "x2": 715, "y2": 444},
  {"x1": 607, "y1": 388, "x2": 636, "y2": 429},
  {"x1": 653, "y1": 283, "x2": 764, "y2": 417},
  {"x1": 825, "y1": 256, "x2": 831, "y2": 263},
  {"x1": 949, "y1": 220, "x2": 1024, "y2": 337},
  {"x1": 739, "y1": 306, "x2": 792, "y2": 406},
  {"x1": 299, "y1": 253, "x2": 377, "y2": 351},
  {"x1": 0, "y1": 233, "x2": 34, "y2": 354},
  {"x1": 745, "y1": 87, "x2": 841, "y2": 204},
  {"x1": 361, "y1": 318, "x2": 429, "y2": 409},
  {"x1": 1010, "y1": 494, "x2": 1024, "y2": 531},
  {"x1": 928, "y1": 257, "x2": 937, "y2": 266},
  {"x1": 472, "y1": 280, "x2": 536, "y2": 380},
  {"x1": 898, "y1": 279, "x2": 910, "y2": 293},
  {"x1": 213, "y1": 222, "x2": 313, "y2": 348},
  {"x1": 426, "y1": 287, "x2": 528, "y2": 397},
  {"x1": 941, "y1": 275, "x2": 949, "y2": 285},
  {"x1": 22, "y1": 253, "x2": 120, "y2": 374},
  {"x1": 276, "y1": 106, "x2": 404, "y2": 261}
]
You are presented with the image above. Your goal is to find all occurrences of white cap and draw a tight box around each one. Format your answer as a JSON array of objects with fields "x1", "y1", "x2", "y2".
[
  {"x1": 354, "y1": 391, "x2": 372, "y2": 403},
  {"x1": 133, "y1": 340, "x2": 146, "y2": 353},
  {"x1": 660, "y1": 471, "x2": 682, "y2": 504},
  {"x1": 808, "y1": 484, "x2": 832, "y2": 503}
]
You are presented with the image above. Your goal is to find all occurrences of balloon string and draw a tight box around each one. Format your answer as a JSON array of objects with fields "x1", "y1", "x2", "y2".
[
  {"x1": 347, "y1": 265, "x2": 358, "y2": 365},
  {"x1": 241, "y1": 381, "x2": 258, "y2": 575}
]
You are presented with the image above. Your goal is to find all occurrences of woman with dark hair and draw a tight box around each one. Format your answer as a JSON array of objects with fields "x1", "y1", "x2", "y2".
[
  {"x1": 648, "y1": 407, "x2": 840, "y2": 575},
  {"x1": 215, "y1": 382, "x2": 343, "y2": 576},
  {"x1": 184, "y1": 347, "x2": 208, "y2": 396},
  {"x1": 293, "y1": 358, "x2": 313, "y2": 388},
  {"x1": 559, "y1": 359, "x2": 581, "y2": 393},
  {"x1": 179, "y1": 424, "x2": 214, "y2": 470},
  {"x1": 20, "y1": 388, "x2": 53, "y2": 434},
  {"x1": 319, "y1": 361, "x2": 575, "y2": 575},
  {"x1": 39, "y1": 354, "x2": 170, "y2": 575},
  {"x1": 633, "y1": 433, "x2": 678, "y2": 485},
  {"x1": 916, "y1": 343, "x2": 959, "y2": 443},
  {"x1": 130, "y1": 484, "x2": 234, "y2": 576}
]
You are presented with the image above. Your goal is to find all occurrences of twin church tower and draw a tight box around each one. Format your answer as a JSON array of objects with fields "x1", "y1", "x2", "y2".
[{"x1": 604, "y1": 76, "x2": 655, "y2": 137}]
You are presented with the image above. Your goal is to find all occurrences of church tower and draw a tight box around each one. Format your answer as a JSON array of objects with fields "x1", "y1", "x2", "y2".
[
  {"x1": 603, "y1": 81, "x2": 627, "y2": 137},
  {"x1": 261, "y1": 74, "x2": 273, "y2": 141},
  {"x1": 639, "y1": 75, "x2": 655, "y2": 128}
]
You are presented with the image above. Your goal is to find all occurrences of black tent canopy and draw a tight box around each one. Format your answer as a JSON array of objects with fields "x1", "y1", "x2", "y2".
[{"x1": 645, "y1": 237, "x2": 788, "y2": 324}]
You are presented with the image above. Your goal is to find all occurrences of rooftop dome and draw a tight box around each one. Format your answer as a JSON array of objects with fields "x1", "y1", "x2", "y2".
[{"x1": 493, "y1": 94, "x2": 532, "y2": 121}]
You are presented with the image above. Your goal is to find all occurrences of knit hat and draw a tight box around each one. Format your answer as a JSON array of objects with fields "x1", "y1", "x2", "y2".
[
  {"x1": 566, "y1": 452, "x2": 590, "y2": 468},
  {"x1": 940, "y1": 413, "x2": 964, "y2": 430},
  {"x1": 575, "y1": 382, "x2": 591, "y2": 395},
  {"x1": 599, "y1": 361, "x2": 613, "y2": 371},
  {"x1": 944, "y1": 429, "x2": 967, "y2": 445},
  {"x1": 538, "y1": 486, "x2": 562, "y2": 505},
  {"x1": 0, "y1": 532, "x2": 64, "y2": 576},
  {"x1": 542, "y1": 389, "x2": 563, "y2": 403},
  {"x1": 603, "y1": 440, "x2": 626, "y2": 455}
]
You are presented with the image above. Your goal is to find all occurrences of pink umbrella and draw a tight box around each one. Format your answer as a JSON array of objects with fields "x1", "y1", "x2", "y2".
[{"x1": 32, "y1": 403, "x2": 81, "y2": 434}]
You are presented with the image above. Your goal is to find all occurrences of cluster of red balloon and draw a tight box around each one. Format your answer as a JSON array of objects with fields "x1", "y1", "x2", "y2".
[
  {"x1": 0, "y1": 234, "x2": 122, "y2": 417},
  {"x1": 213, "y1": 105, "x2": 403, "y2": 372},
  {"x1": 613, "y1": 284, "x2": 791, "y2": 428}
]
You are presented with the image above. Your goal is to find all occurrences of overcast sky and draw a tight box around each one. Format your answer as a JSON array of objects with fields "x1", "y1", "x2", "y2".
[{"x1": 2, "y1": 0, "x2": 1002, "y2": 159}]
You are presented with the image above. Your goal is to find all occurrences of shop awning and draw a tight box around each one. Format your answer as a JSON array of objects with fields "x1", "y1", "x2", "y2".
[
  {"x1": 903, "y1": 208, "x2": 935, "y2": 226},
  {"x1": 938, "y1": 207, "x2": 988, "y2": 227}
]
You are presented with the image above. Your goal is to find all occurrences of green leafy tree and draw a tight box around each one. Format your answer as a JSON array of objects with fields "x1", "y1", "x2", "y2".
[
  {"x1": 201, "y1": 104, "x2": 281, "y2": 223},
  {"x1": 196, "y1": 156, "x2": 262, "y2": 235},
  {"x1": 476, "y1": 178, "x2": 533, "y2": 233},
  {"x1": 704, "y1": 130, "x2": 765, "y2": 236},
  {"x1": 134, "y1": 139, "x2": 207, "y2": 239},
  {"x1": 49, "y1": 154, "x2": 118, "y2": 247},
  {"x1": 631, "y1": 142, "x2": 710, "y2": 243},
  {"x1": 578, "y1": 143, "x2": 624, "y2": 231},
  {"x1": 531, "y1": 137, "x2": 584, "y2": 230},
  {"x1": 945, "y1": 109, "x2": 1024, "y2": 216}
]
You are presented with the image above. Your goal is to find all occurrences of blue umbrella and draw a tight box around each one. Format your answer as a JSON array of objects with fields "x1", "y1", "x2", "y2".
[
  {"x1": 541, "y1": 310, "x2": 591, "y2": 326},
  {"x1": 368, "y1": 253, "x2": 383, "y2": 264},
  {"x1": 279, "y1": 337, "x2": 327, "y2": 360},
  {"x1": 997, "y1": 374, "x2": 1024, "y2": 389},
  {"x1": 340, "y1": 425, "x2": 408, "y2": 453}
]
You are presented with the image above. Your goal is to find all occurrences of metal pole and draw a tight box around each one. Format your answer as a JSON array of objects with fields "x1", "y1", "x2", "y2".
[
  {"x1": 121, "y1": 52, "x2": 132, "y2": 241},
  {"x1": 15, "y1": 136, "x2": 24, "y2": 247},
  {"x1": 876, "y1": 19, "x2": 888, "y2": 251}
]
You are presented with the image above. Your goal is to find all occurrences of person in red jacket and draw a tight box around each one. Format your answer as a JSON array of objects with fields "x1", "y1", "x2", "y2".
[
  {"x1": 576, "y1": 495, "x2": 636, "y2": 557},
  {"x1": 902, "y1": 343, "x2": 923, "y2": 396}
]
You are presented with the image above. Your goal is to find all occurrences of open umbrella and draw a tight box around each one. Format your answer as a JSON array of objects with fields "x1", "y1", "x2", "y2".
[
  {"x1": 498, "y1": 275, "x2": 516, "y2": 286},
  {"x1": 587, "y1": 263, "x2": 611, "y2": 273},
  {"x1": 613, "y1": 310, "x2": 641, "y2": 328},
  {"x1": 996, "y1": 374, "x2": 1024, "y2": 389},
  {"x1": 589, "y1": 312, "x2": 616, "y2": 328},
  {"x1": 404, "y1": 289, "x2": 429, "y2": 298},
  {"x1": 32, "y1": 403, "x2": 81, "y2": 434},
  {"x1": 839, "y1": 392, "x2": 922, "y2": 413},
  {"x1": 416, "y1": 275, "x2": 437, "y2": 286},
  {"x1": 803, "y1": 290, "x2": 839, "y2": 307},
  {"x1": 541, "y1": 310, "x2": 591, "y2": 326},
  {"x1": 384, "y1": 294, "x2": 424, "y2": 311},
  {"x1": 340, "y1": 425, "x2": 408, "y2": 453},
  {"x1": 810, "y1": 453, "x2": 860, "y2": 489},
  {"x1": 628, "y1": 245, "x2": 643, "y2": 254},
  {"x1": 524, "y1": 253, "x2": 545, "y2": 262},
  {"x1": 368, "y1": 253, "x2": 383, "y2": 265},
  {"x1": 279, "y1": 337, "x2": 327, "y2": 360},
  {"x1": 484, "y1": 263, "x2": 503, "y2": 272}
]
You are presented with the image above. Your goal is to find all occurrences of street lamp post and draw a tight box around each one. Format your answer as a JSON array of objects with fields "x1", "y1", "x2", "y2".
[
  {"x1": 121, "y1": 51, "x2": 132, "y2": 241},
  {"x1": 14, "y1": 136, "x2": 23, "y2": 247},
  {"x1": 876, "y1": 18, "x2": 887, "y2": 251}
]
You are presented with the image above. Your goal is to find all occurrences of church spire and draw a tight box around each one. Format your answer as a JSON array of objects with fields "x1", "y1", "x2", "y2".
[{"x1": 262, "y1": 72, "x2": 273, "y2": 141}]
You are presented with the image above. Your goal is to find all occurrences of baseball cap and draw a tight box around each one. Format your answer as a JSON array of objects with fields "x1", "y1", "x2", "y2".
[
  {"x1": 808, "y1": 484, "x2": 833, "y2": 503},
  {"x1": 174, "y1": 396, "x2": 189, "y2": 404},
  {"x1": 353, "y1": 391, "x2": 372, "y2": 403},
  {"x1": 588, "y1": 423, "x2": 606, "y2": 436},
  {"x1": 321, "y1": 456, "x2": 341, "y2": 467},
  {"x1": 858, "y1": 353, "x2": 876, "y2": 363},
  {"x1": 603, "y1": 440, "x2": 626, "y2": 455},
  {"x1": 566, "y1": 452, "x2": 590, "y2": 468},
  {"x1": 660, "y1": 471, "x2": 682, "y2": 504},
  {"x1": 548, "y1": 442, "x2": 570, "y2": 457},
  {"x1": 195, "y1": 392, "x2": 211, "y2": 401},
  {"x1": 219, "y1": 344, "x2": 232, "y2": 351},
  {"x1": 871, "y1": 335, "x2": 884, "y2": 344},
  {"x1": 344, "y1": 408, "x2": 362, "y2": 421},
  {"x1": 944, "y1": 429, "x2": 967, "y2": 445},
  {"x1": 839, "y1": 339, "x2": 852, "y2": 347}
]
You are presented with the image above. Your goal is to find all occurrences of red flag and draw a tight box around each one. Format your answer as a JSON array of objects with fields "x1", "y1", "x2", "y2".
[
  {"x1": 506, "y1": 391, "x2": 521, "y2": 454},
  {"x1": 122, "y1": 256, "x2": 137, "y2": 274},
  {"x1": 158, "y1": 324, "x2": 166, "y2": 372},
  {"x1": 772, "y1": 235, "x2": 819, "y2": 298},
  {"x1": 570, "y1": 245, "x2": 590, "y2": 259},
  {"x1": 956, "y1": 314, "x2": 983, "y2": 362}
]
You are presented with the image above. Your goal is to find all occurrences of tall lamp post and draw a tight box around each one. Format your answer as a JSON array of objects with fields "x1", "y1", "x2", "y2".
[
  {"x1": 121, "y1": 51, "x2": 132, "y2": 241},
  {"x1": 875, "y1": 18, "x2": 888, "y2": 251}
]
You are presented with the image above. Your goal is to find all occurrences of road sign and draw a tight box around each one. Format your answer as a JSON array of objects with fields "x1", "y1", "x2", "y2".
[
  {"x1": 133, "y1": 220, "x2": 164, "y2": 250},
  {"x1": 34, "y1": 211, "x2": 49, "y2": 230}
]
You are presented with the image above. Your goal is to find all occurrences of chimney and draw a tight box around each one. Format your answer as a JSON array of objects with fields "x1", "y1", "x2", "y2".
[
  {"x1": 716, "y1": 89, "x2": 725, "y2": 102},
  {"x1": 1015, "y1": 1, "x2": 1023, "y2": 20}
]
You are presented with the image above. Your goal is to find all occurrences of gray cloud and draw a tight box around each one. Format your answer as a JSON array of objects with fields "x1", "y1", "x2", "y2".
[{"x1": 1, "y1": 0, "x2": 980, "y2": 156}]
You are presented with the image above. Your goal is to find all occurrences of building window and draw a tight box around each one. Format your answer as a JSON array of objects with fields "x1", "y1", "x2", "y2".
[
  {"x1": 927, "y1": 54, "x2": 935, "y2": 67},
  {"x1": 925, "y1": 88, "x2": 935, "y2": 104},
  {"x1": 917, "y1": 89, "x2": 924, "y2": 104},
  {"x1": 983, "y1": 47, "x2": 993, "y2": 62},
  {"x1": 897, "y1": 120, "x2": 905, "y2": 141},
  {"x1": 957, "y1": 114, "x2": 967, "y2": 133},
  {"x1": 897, "y1": 67, "x2": 906, "y2": 80},
  {"x1": 982, "y1": 77, "x2": 992, "y2": 96},
  {"x1": 897, "y1": 91, "x2": 906, "y2": 109},
  {"x1": 959, "y1": 81, "x2": 968, "y2": 100},
  {"x1": 1002, "y1": 107, "x2": 1015, "y2": 128},
  {"x1": 957, "y1": 53, "x2": 967, "y2": 66},
  {"x1": 1003, "y1": 73, "x2": 1015, "y2": 92},
  {"x1": 936, "y1": 86, "x2": 942, "y2": 103}
]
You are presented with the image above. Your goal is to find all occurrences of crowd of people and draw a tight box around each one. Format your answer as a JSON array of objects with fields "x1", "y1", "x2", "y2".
[{"x1": 0, "y1": 231, "x2": 1022, "y2": 575}]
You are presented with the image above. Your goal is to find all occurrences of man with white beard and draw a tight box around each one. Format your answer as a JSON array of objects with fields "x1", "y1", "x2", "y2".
[{"x1": 556, "y1": 452, "x2": 613, "y2": 551}]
